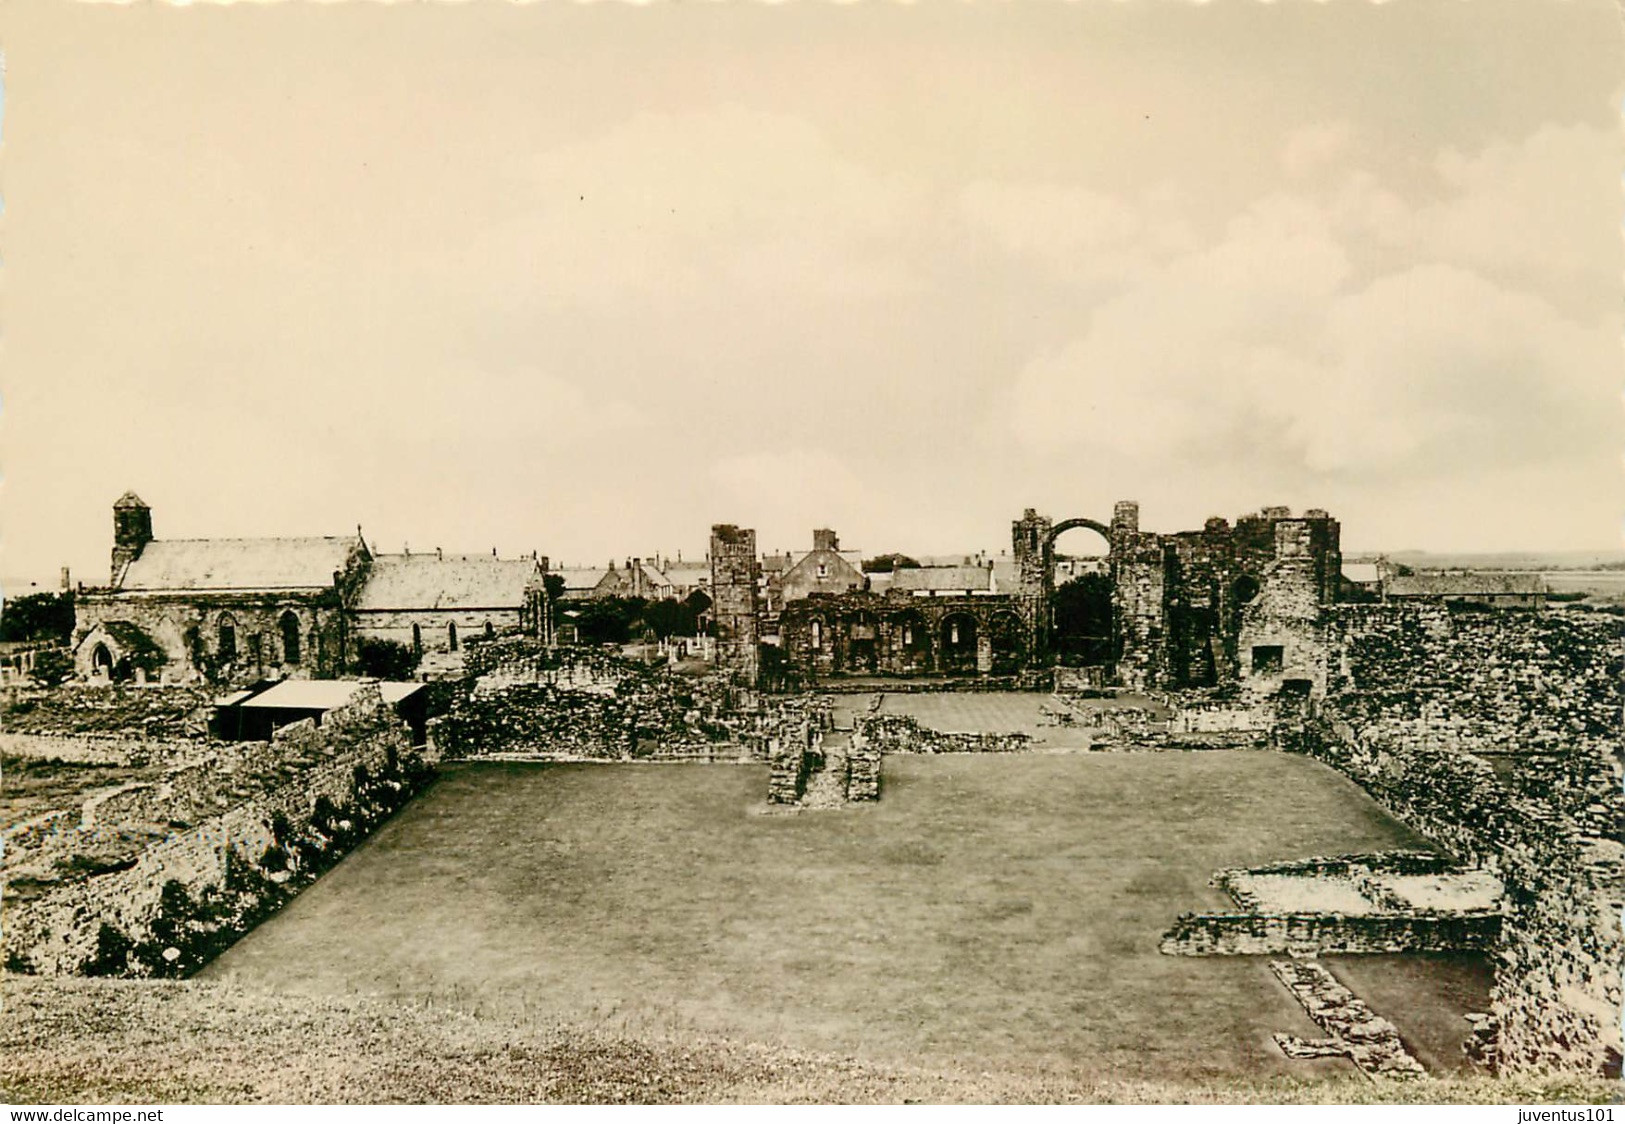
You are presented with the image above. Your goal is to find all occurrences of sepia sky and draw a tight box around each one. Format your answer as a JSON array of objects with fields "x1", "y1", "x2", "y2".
[{"x1": 2, "y1": 0, "x2": 1622, "y2": 588}]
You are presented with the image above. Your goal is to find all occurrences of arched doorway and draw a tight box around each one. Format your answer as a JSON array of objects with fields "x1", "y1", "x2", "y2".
[
  {"x1": 939, "y1": 613, "x2": 978, "y2": 673},
  {"x1": 90, "y1": 643, "x2": 113, "y2": 679},
  {"x1": 1048, "y1": 521, "x2": 1113, "y2": 669}
]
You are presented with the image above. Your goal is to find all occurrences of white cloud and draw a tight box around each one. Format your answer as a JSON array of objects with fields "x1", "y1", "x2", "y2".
[{"x1": 1008, "y1": 184, "x2": 1616, "y2": 485}]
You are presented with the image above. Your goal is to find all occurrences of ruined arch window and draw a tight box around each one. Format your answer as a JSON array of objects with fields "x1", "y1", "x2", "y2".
[
  {"x1": 484, "y1": 620, "x2": 494, "y2": 640},
  {"x1": 810, "y1": 621, "x2": 822, "y2": 649},
  {"x1": 949, "y1": 621, "x2": 960, "y2": 645},
  {"x1": 448, "y1": 621, "x2": 458, "y2": 651},
  {"x1": 217, "y1": 616, "x2": 238, "y2": 661},
  {"x1": 411, "y1": 623, "x2": 423, "y2": 656},
  {"x1": 1234, "y1": 575, "x2": 1261, "y2": 606},
  {"x1": 280, "y1": 611, "x2": 302, "y2": 665},
  {"x1": 91, "y1": 643, "x2": 113, "y2": 677}
]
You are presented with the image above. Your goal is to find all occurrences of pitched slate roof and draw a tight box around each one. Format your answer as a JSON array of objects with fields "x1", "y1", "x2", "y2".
[
  {"x1": 118, "y1": 537, "x2": 360, "y2": 593},
  {"x1": 1386, "y1": 572, "x2": 1546, "y2": 597},
  {"x1": 554, "y1": 567, "x2": 609, "y2": 592},
  {"x1": 891, "y1": 565, "x2": 995, "y2": 593},
  {"x1": 356, "y1": 554, "x2": 540, "y2": 612}
]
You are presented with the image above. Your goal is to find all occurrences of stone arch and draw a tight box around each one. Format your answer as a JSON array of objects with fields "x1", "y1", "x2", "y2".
[
  {"x1": 279, "y1": 610, "x2": 302, "y2": 665},
  {"x1": 90, "y1": 643, "x2": 113, "y2": 678},
  {"x1": 1046, "y1": 517, "x2": 1112, "y2": 553}
]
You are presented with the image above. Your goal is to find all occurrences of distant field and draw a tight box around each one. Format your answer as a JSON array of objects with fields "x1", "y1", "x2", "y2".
[
  {"x1": 204, "y1": 754, "x2": 1488, "y2": 1085},
  {"x1": 1541, "y1": 571, "x2": 1625, "y2": 602}
]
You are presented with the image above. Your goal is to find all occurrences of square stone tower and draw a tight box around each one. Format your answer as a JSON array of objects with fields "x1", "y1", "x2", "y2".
[{"x1": 709, "y1": 524, "x2": 760, "y2": 683}]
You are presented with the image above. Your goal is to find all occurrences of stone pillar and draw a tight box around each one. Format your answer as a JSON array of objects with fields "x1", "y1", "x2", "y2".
[
  {"x1": 976, "y1": 630, "x2": 993, "y2": 674},
  {"x1": 710, "y1": 524, "x2": 760, "y2": 685},
  {"x1": 1012, "y1": 508, "x2": 1054, "y2": 662},
  {"x1": 1108, "y1": 501, "x2": 1169, "y2": 691}
]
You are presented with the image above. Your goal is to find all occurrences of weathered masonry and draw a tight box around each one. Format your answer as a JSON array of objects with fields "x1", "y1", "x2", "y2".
[
  {"x1": 750, "y1": 501, "x2": 1343, "y2": 691},
  {"x1": 1011, "y1": 501, "x2": 1342, "y2": 691}
]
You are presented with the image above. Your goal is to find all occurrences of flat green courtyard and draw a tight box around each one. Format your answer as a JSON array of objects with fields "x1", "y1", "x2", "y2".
[{"x1": 204, "y1": 752, "x2": 1489, "y2": 1085}]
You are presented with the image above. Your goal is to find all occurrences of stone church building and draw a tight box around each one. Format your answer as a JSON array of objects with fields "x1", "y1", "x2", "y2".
[
  {"x1": 72, "y1": 493, "x2": 545, "y2": 684},
  {"x1": 74, "y1": 494, "x2": 369, "y2": 683}
]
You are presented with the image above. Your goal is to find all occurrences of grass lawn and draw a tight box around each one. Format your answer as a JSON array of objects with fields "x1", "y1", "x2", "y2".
[
  {"x1": 201, "y1": 751, "x2": 1488, "y2": 1087},
  {"x1": 10, "y1": 976, "x2": 1607, "y2": 1104}
]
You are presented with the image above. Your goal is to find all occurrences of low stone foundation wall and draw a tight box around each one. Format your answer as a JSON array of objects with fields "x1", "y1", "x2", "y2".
[
  {"x1": 804, "y1": 673, "x2": 1050, "y2": 695},
  {"x1": 1160, "y1": 910, "x2": 1500, "y2": 956},
  {"x1": 1271, "y1": 958, "x2": 1425, "y2": 1079},
  {"x1": 0, "y1": 731, "x2": 200, "y2": 767},
  {"x1": 846, "y1": 734, "x2": 881, "y2": 801},
  {"x1": 2, "y1": 685, "x2": 215, "y2": 740},
  {"x1": 1052, "y1": 666, "x2": 1107, "y2": 693},
  {"x1": 855, "y1": 713, "x2": 1031, "y2": 755}
]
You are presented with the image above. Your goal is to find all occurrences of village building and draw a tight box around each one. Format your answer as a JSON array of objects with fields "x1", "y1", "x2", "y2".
[
  {"x1": 776, "y1": 529, "x2": 866, "y2": 603},
  {"x1": 73, "y1": 493, "x2": 369, "y2": 684},
  {"x1": 350, "y1": 549, "x2": 548, "y2": 665}
]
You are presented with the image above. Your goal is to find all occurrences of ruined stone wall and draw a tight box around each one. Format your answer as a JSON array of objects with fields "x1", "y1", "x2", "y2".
[
  {"x1": 1159, "y1": 910, "x2": 1500, "y2": 957},
  {"x1": 1277, "y1": 607, "x2": 1623, "y2": 1076},
  {"x1": 74, "y1": 591, "x2": 346, "y2": 684},
  {"x1": 2, "y1": 684, "x2": 216, "y2": 741},
  {"x1": 431, "y1": 657, "x2": 749, "y2": 762},
  {"x1": 4, "y1": 690, "x2": 427, "y2": 976},
  {"x1": 0, "y1": 731, "x2": 201, "y2": 766},
  {"x1": 854, "y1": 713, "x2": 1032, "y2": 755},
  {"x1": 845, "y1": 732, "x2": 881, "y2": 801},
  {"x1": 710, "y1": 525, "x2": 760, "y2": 683}
]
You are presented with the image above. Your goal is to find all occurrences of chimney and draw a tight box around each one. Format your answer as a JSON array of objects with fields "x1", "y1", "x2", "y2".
[
  {"x1": 436, "y1": 547, "x2": 443, "y2": 561},
  {"x1": 813, "y1": 528, "x2": 839, "y2": 552},
  {"x1": 60, "y1": 566, "x2": 71, "y2": 592},
  {"x1": 404, "y1": 543, "x2": 411, "y2": 556}
]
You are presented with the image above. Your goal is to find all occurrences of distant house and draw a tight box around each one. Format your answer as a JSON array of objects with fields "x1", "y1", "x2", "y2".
[
  {"x1": 660, "y1": 559, "x2": 712, "y2": 601},
  {"x1": 351, "y1": 550, "x2": 546, "y2": 662},
  {"x1": 554, "y1": 566, "x2": 611, "y2": 603},
  {"x1": 777, "y1": 530, "x2": 867, "y2": 604},
  {"x1": 1382, "y1": 571, "x2": 1546, "y2": 610},
  {"x1": 73, "y1": 493, "x2": 368, "y2": 684},
  {"x1": 592, "y1": 558, "x2": 676, "y2": 602},
  {"x1": 891, "y1": 563, "x2": 997, "y2": 596}
]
